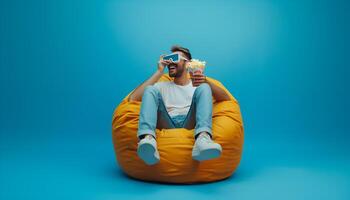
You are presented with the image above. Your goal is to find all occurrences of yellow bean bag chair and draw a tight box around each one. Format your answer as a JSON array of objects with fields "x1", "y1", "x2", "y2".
[{"x1": 112, "y1": 74, "x2": 244, "y2": 184}]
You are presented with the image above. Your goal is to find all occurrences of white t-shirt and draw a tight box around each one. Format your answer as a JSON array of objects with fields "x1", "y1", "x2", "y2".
[{"x1": 153, "y1": 80, "x2": 196, "y2": 118}]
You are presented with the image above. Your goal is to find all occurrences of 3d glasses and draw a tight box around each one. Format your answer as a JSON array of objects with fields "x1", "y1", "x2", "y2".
[{"x1": 163, "y1": 53, "x2": 188, "y2": 63}]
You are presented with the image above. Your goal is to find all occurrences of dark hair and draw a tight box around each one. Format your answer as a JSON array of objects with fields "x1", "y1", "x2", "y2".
[{"x1": 171, "y1": 45, "x2": 192, "y2": 60}]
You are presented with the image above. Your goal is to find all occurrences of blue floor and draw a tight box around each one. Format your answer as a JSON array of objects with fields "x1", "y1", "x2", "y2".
[{"x1": 1, "y1": 132, "x2": 349, "y2": 200}]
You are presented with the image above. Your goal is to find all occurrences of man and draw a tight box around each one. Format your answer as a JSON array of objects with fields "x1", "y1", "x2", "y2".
[{"x1": 128, "y1": 45, "x2": 231, "y2": 165}]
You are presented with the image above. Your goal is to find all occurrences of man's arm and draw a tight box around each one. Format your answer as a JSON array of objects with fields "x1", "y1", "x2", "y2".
[
  {"x1": 128, "y1": 70, "x2": 163, "y2": 101},
  {"x1": 206, "y1": 79, "x2": 231, "y2": 102},
  {"x1": 128, "y1": 56, "x2": 172, "y2": 102}
]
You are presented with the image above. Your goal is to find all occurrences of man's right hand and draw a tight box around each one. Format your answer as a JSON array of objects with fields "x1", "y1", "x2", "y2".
[{"x1": 158, "y1": 55, "x2": 173, "y2": 72}]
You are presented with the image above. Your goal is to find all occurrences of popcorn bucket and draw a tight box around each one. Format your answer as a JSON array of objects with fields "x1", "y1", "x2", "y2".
[{"x1": 187, "y1": 59, "x2": 206, "y2": 87}]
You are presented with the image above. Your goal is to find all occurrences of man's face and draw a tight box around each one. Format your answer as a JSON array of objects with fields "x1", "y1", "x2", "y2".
[{"x1": 167, "y1": 51, "x2": 188, "y2": 78}]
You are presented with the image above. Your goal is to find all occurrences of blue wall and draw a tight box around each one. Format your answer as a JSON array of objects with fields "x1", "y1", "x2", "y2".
[{"x1": 1, "y1": 0, "x2": 349, "y2": 199}]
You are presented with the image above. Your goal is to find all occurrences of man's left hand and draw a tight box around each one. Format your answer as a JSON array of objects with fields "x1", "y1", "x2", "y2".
[{"x1": 191, "y1": 72, "x2": 207, "y2": 87}]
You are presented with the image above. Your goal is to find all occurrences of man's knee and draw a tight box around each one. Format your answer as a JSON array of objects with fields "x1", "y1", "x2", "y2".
[
  {"x1": 194, "y1": 83, "x2": 211, "y2": 96},
  {"x1": 143, "y1": 85, "x2": 159, "y2": 97},
  {"x1": 144, "y1": 85, "x2": 160, "y2": 96}
]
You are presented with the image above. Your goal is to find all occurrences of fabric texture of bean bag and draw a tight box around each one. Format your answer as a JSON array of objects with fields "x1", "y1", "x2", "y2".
[{"x1": 112, "y1": 74, "x2": 244, "y2": 184}]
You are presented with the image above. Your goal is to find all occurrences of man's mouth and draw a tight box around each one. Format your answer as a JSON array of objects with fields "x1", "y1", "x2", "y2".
[{"x1": 168, "y1": 66, "x2": 176, "y2": 72}]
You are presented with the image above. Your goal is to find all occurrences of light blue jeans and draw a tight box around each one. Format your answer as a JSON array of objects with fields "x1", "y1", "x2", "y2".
[{"x1": 137, "y1": 83, "x2": 213, "y2": 139}]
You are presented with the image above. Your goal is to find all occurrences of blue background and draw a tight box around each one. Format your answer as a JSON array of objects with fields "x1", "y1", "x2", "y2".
[{"x1": 1, "y1": 0, "x2": 349, "y2": 199}]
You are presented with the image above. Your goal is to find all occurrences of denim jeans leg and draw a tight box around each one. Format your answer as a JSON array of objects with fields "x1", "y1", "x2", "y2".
[
  {"x1": 137, "y1": 85, "x2": 175, "y2": 139},
  {"x1": 182, "y1": 83, "x2": 213, "y2": 137}
]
